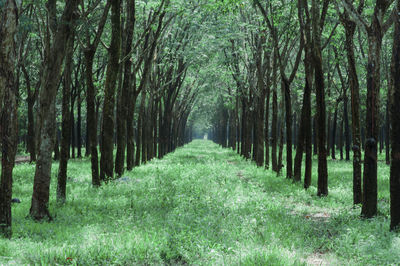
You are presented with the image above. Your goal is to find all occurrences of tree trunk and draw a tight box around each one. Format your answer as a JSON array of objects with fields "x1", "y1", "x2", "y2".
[
  {"x1": 343, "y1": 96, "x2": 351, "y2": 161},
  {"x1": 136, "y1": 92, "x2": 145, "y2": 166},
  {"x1": 293, "y1": 76, "x2": 309, "y2": 182},
  {"x1": 277, "y1": 116, "x2": 284, "y2": 175},
  {"x1": 331, "y1": 105, "x2": 338, "y2": 160},
  {"x1": 341, "y1": 12, "x2": 362, "y2": 204},
  {"x1": 312, "y1": 0, "x2": 328, "y2": 196},
  {"x1": 21, "y1": 65, "x2": 38, "y2": 162},
  {"x1": 313, "y1": 116, "x2": 318, "y2": 155},
  {"x1": 54, "y1": 127, "x2": 60, "y2": 161},
  {"x1": 85, "y1": 50, "x2": 100, "y2": 186},
  {"x1": 77, "y1": 87, "x2": 82, "y2": 158},
  {"x1": 283, "y1": 78, "x2": 293, "y2": 179},
  {"x1": 30, "y1": 0, "x2": 79, "y2": 221},
  {"x1": 115, "y1": 0, "x2": 135, "y2": 176},
  {"x1": 57, "y1": 34, "x2": 74, "y2": 203},
  {"x1": 255, "y1": 93, "x2": 265, "y2": 167},
  {"x1": 70, "y1": 91, "x2": 75, "y2": 159},
  {"x1": 0, "y1": 0, "x2": 18, "y2": 238},
  {"x1": 390, "y1": 0, "x2": 400, "y2": 230},
  {"x1": 339, "y1": 118, "x2": 344, "y2": 160},
  {"x1": 302, "y1": 56, "x2": 313, "y2": 189},
  {"x1": 362, "y1": 18, "x2": 386, "y2": 218},
  {"x1": 271, "y1": 78, "x2": 278, "y2": 172},
  {"x1": 100, "y1": 0, "x2": 121, "y2": 181},
  {"x1": 386, "y1": 95, "x2": 390, "y2": 165}
]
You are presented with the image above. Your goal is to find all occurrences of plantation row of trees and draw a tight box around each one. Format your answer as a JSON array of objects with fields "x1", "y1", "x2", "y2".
[
  {"x1": 206, "y1": 0, "x2": 400, "y2": 231},
  {"x1": 0, "y1": 0, "x2": 204, "y2": 238},
  {"x1": 2, "y1": 0, "x2": 400, "y2": 238}
]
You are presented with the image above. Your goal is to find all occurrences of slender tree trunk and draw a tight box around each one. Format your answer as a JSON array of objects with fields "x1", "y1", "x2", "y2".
[
  {"x1": 303, "y1": 63, "x2": 313, "y2": 189},
  {"x1": 54, "y1": 129, "x2": 60, "y2": 160},
  {"x1": 283, "y1": 78, "x2": 293, "y2": 179},
  {"x1": 386, "y1": 95, "x2": 390, "y2": 165},
  {"x1": 265, "y1": 86, "x2": 271, "y2": 168},
  {"x1": 293, "y1": 113, "x2": 297, "y2": 150},
  {"x1": 294, "y1": 79, "x2": 308, "y2": 182},
  {"x1": 21, "y1": 66, "x2": 38, "y2": 162},
  {"x1": 100, "y1": 0, "x2": 121, "y2": 181},
  {"x1": 313, "y1": 116, "x2": 318, "y2": 155},
  {"x1": 255, "y1": 93, "x2": 265, "y2": 167},
  {"x1": 271, "y1": 78, "x2": 278, "y2": 172},
  {"x1": 331, "y1": 105, "x2": 338, "y2": 160},
  {"x1": 277, "y1": 117, "x2": 284, "y2": 175},
  {"x1": 136, "y1": 92, "x2": 145, "y2": 166},
  {"x1": 312, "y1": 0, "x2": 328, "y2": 196},
  {"x1": 342, "y1": 12, "x2": 362, "y2": 204},
  {"x1": 115, "y1": 0, "x2": 135, "y2": 176},
  {"x1": 70, "y1": 92, "x2": 75, "y2": 159},
  {"x1": 85, "y1": 51, "x2": 100, "y2": 186},
  {"x1": 57, "y1": 34, "x2": 74, "y2": 203},
  {"x1": 77, "y1": 88, "x2": 82, "y2": 158},
  {"x1": 344, "y1": 96, "x2": 351, "y2": 161},
  {"x1": 327, "y1": 113, "x2": 331, "y2": 158},
  {"x1": 339, "y1": 118, "x2": 344, "y2": 160}
]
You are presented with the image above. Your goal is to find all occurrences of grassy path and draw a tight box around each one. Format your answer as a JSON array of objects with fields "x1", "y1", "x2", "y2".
[{"x1": 1, "y1": 140, "x2": 399, "y2": 265}]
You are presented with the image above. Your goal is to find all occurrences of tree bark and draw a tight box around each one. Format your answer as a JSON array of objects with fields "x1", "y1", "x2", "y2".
[
  {"x1": 83, "y1": 0, "x2": 110, "y2": 186},
  {"x1": 77, "y1": 86, "x2": 82, "y2": 158},
  {"x1": 30, "y1": 0, "x2": 79, "y2": 221},
  {"x1": 344, "y1": 95, "x2": 351, "y2": 161},
  {"x1": 340, "y1": 8, "x2": 362, "y2": 204},
  {"x1": 390, "y1": 0, "x2": 400, "y2": 230},
  {"x1": 312, "y1": 0, "x2": 328, "y2": 197},
  {"x1": 57, "y1": 34, "x2": 74, "y2": 203},
  {"x1": 0, "y1": 0, "x2": 18, "y2": 238},
  {"x1": 100, "y1": 0, "x2": 121, "y2": 181},
  {"x1": 115, "y1": 0, "x2": 135, "y2": 176}
]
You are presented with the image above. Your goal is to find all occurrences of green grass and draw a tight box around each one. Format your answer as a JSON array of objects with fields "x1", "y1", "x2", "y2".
[{"x1": 1, "y1": 140, "x2": 399, "y2": 265}]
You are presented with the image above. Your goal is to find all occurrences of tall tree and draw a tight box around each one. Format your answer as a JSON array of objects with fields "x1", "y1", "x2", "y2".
[
  {"x1": 57, "y1": 32, "x2": 74, "y2": 204},
  {"x1": 82, "y1": 0, "x2": 111, "y2": 187},
  {"x1": 100, "y1": 0, "x2": 121, "y2": 181},
  {"x1": 312, "y1": 0, "x2": 330, "y2": 196},
  {"x1": 0, "y1": 0, "x2": 18, "y2": 238},
  {"x1": 390, "y1": 0, "x2": 400, "y2": 231},
  {"x1": 30, "y1": 0, "x2": 79, "y2": 221},
  {"x1": 336, "y1": 0, "x2": 363, "y2": 204},
  {"x1": 115, "y1": 0, "x2": 135, "y2": 176},
  {"x1": 343, "y1": 0, "x2": 394, "y2": 217}
]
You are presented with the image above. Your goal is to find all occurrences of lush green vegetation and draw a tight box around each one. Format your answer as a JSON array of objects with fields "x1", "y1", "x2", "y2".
[{"x1": 1, "y1": 140, "x2": 398, "y2": 265}]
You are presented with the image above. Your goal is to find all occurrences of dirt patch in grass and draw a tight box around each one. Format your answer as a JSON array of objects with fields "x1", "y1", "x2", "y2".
[{"x1": 305, "y1": 252, "x2": 330, "y2": 265}]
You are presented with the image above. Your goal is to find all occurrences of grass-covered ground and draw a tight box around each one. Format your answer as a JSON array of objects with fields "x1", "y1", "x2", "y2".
[{"x1": 0, "y1": 140, "x2": 399, "y2": 265}]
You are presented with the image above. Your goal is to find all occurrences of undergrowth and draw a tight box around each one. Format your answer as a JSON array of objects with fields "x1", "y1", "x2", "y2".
[{"x1": 0, "y1": 140, "x2": 398, "y2": 265}]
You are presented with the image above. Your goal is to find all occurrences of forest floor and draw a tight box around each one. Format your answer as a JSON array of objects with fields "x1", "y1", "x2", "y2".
[{"x1": 1, "y1": 140, "x2": 399, "y2": 265}]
